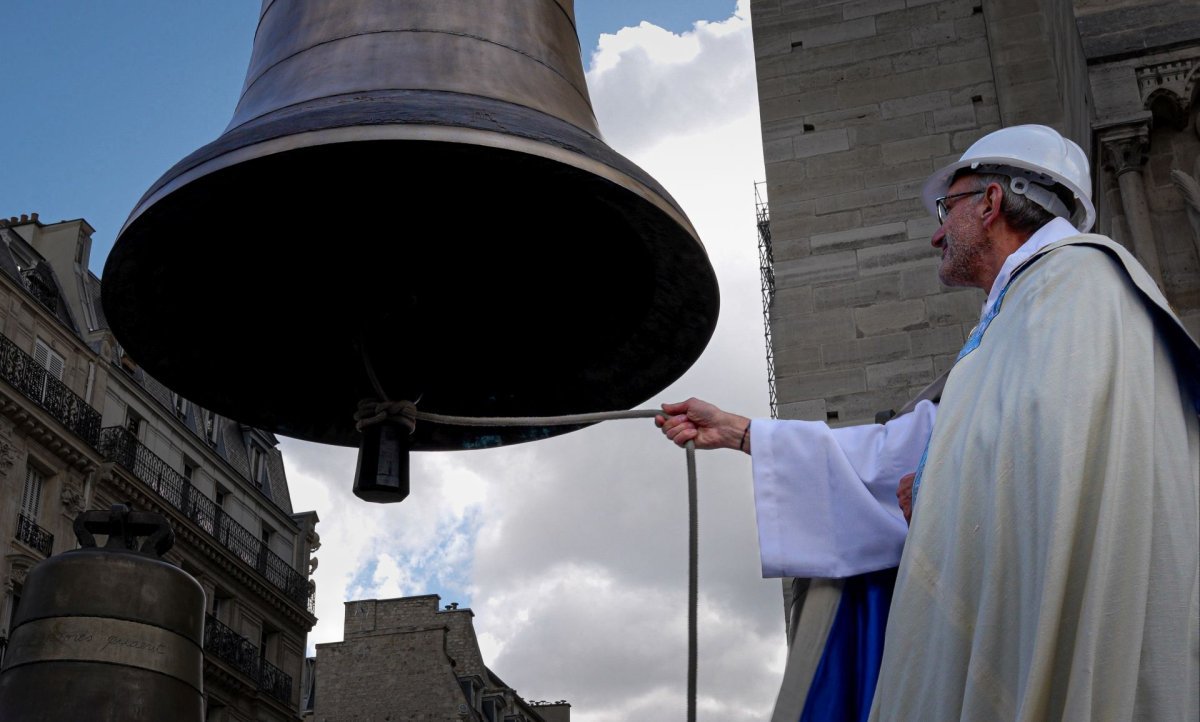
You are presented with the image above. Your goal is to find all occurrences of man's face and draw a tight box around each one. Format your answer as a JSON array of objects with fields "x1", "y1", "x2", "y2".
[{"x1": 931, "y1": 175, "x2": 991, "y2": 290}]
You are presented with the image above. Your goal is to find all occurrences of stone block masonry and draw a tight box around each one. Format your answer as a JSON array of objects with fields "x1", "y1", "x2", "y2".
[{"x1": 751, "y1": 0, "x2": 1085, "y2": 425}]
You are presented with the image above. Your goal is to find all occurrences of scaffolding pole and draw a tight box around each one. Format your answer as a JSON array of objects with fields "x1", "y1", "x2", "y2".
[{"x1": 754, "y1": 182, "x2": 778, "y2": 419}]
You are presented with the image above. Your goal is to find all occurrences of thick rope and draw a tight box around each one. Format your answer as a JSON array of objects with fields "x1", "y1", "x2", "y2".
[
  {"x1": 355, "y1": 398, "x2": 700, "y2": 720},
  {"x1": 686, "y1": 441, "x2": 698, "y2": 722}
]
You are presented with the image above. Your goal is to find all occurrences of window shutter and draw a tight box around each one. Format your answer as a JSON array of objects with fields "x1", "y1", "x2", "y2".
[
  {"x1": 47, "y1": 352, "x2": 65, "y2": 381},
  {"x1": 21, "y1": 466, "x2": 43, "y2": 519},
  {"x1": 33, "y1": 338, "x2": 65, "y2": 380}
]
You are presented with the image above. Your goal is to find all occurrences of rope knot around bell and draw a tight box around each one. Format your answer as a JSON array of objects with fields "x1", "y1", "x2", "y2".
[{"x1": 354, "y1": 399, "x2": 417, "y2": 434}]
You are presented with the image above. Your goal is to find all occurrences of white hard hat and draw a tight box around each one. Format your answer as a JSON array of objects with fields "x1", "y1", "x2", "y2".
[{"x1": 922, "y1": 124, "x2": 1095, "y2": 232}]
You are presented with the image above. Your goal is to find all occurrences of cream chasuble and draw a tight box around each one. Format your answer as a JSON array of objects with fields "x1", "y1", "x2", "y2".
[{"x1": 869, "y1": 236, "x2": 1199, "y2": 721}]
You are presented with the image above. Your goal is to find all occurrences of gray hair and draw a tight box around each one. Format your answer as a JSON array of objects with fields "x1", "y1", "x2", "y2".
[{"x1": 957, "y1": 171, "x2": 1061, "y2": 234}]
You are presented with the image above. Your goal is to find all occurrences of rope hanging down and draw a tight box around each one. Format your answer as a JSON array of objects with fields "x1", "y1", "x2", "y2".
[{"x1": 355, "y1": 399, "x2": 700, "y2": 722}]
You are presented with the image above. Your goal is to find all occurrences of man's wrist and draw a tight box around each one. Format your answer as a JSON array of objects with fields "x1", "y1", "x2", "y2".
[{"x1": 724, "y1": 414, "x2": 751, "y2": 451}]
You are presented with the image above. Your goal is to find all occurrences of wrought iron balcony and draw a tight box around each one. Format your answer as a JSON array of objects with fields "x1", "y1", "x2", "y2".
[
  {"x1": 15, "y1": 513, "x2": 53, "y2": 557},
  {"x1": 204, "y1": 613, "x2": 260, "y2": 679},
  {"x1": 23, "y1": 274, "x2": 59, "y2": 314},
  {"x1": 99, "y1": 427, "x2": 313, "y2": 612},
  {"x1": 204, "y1": 614, "x2": 293, "y2": 705},
  {"x1": 259, "y1": 656, "x2": 293, "y2": 705},
  {"x1": 0, "y1": 333, "x2": 101, "y2": 445}
]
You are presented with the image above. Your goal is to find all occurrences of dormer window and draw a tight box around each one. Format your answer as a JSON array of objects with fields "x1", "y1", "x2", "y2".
[
  {"x1": 483, "y1": 696, "x2": 506, "y2": 722},
  {"x1": 172, "y1": 392, "x2": 190, "y2": 418},
  {"x1": 203, "y1": 409, "x2": 221, "y2": 445},
  {"x1": 23, "y1": 272, "x2": 57, "y2": 312},
  {"x1": 249, "y1": 443, "x2": 269, "y2": 489},
  {"x1": 457, "y1": 676, "x2": 484, "y2": 710}
]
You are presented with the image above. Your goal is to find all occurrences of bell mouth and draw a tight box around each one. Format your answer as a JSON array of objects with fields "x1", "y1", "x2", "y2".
[{"x1": 102, "y1": 91, "x2": 719, "y2": 450}]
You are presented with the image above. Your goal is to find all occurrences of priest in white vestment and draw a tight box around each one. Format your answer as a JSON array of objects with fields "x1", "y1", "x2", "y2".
[{"x1": 658, "y1": 125, "x2": 1200, "y2": 721}]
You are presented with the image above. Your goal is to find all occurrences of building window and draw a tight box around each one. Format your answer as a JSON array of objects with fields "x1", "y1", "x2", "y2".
[
  {"x1": 483, "y1": 696, "x2": 505, "y2": 722},
  {"x1": 203, "y1": 410, "x2": 220, "y2": 445},
  {"x1": 23, "y1": 271, "x2": 58, "y2": 313},
  {"x1": 172, "y1": 392, "x2": 190, "y2": 418},
  {"x1": 16, "y1": 466, "x2": 53, "y2": 556},
  {"x1": 458, "y1": 677, "x2": 483, "y2": 710},
  {"x1": 125, "y1": 409, "x2": 143, "y2": 439},
  {"x1": 211, "y1": 485, "x2": 229, "y2": 537},
  {"x1": 20, "y1": 466, "x2": 43, "y2": 520},
  {"x1": 6, "y1": 580, "x2": 23, "y2": 636},
  {"x1": 33, "y1": 337, "x2": 66, "y2": 403},
  {"x1": 259, "y1": 624, "x2": 280, "y2": 665},
  {"x1": 182, "y1": 458, "x2": 196, "y2": 483},
  {"x1": 33, "y1": 338, "x2": 65, "y2": 381},
  {"x1": 249, "y1": 444, "x2": 268, "y2": 490}
]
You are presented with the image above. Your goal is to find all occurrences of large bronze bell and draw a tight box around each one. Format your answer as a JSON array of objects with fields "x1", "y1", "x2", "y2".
[
  {"x1": 101, "y1": 1, "x2": 719, "y2": 456},
  {"x1": 0, "y1": 507, "x2": 204, "y2": 721}
]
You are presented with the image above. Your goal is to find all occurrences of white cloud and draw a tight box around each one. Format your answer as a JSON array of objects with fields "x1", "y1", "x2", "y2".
[
  {"x1": 586, "y1": 0, "x2": 757, "y2": 156},
  {"x1": 286, "y1": 1, "x2": 784, "y2": 718}
]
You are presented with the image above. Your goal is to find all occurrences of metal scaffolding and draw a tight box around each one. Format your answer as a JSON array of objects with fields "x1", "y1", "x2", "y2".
[{"x1": 754, "y1": 182, "x2": 778, "y2": 419}]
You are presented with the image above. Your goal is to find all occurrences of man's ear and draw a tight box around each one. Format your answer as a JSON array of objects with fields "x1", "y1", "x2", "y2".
[{"x1": 981, "y1": 182, "x2": 1004, "y2": 229}]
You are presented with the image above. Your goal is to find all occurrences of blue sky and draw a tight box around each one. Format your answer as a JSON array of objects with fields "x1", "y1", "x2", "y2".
[{"x1": 0, "y1": 1, "x2": 738, "y2": 275}]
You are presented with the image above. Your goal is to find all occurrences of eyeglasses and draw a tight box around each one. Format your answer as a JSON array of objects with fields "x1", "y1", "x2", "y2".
[{"x1": 935, "y1": 190, "x2": 984, "y2": 223}]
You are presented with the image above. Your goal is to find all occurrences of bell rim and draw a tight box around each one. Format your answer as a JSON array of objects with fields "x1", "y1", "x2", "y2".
[{"x1": 104, "y1": 91, "x2": 721, "y2": 450}]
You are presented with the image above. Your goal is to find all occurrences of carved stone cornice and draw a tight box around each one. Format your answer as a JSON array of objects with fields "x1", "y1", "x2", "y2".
[
  {"x1": 1098, "y1": 122, "x2": 1152, "y2": 177},
  {"x1": 1137, "y1": 56, "x2": 1199, "y2": 116},
  {"x1": 0, "y1": 391, "x2": 99, "y2": 472},
  {"x1": 203, "y1": 658, "x2": 299, "y2": 716}
]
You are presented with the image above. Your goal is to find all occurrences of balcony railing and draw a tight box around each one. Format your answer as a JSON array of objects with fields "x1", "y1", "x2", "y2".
[
  {"x1": 99, "y1": 427, "x2": 313, "y2": 612},
  {"x1": 15, "y1": 513, "x2": 53, "y2": 556},
  {"x1": 0, "y1": 333, "x2": 101, "y2": 445},
  {"x1": 204, "y1": 614, "x2": 293, "y2": 705},
  {"x1": 259, "y1": 656, "x2": 293, "y2": 704},
  {"x1": 23, "y1": 275, "x2": 59, "y2": 314}
]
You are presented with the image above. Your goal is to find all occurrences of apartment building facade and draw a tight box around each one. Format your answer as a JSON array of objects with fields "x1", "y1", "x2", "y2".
[{"x1": 0, "y1": 212, "x2": 319, "y2": 721}]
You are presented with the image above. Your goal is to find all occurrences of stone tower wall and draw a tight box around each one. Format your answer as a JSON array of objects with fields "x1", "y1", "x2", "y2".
[{"x1": 751, "y1": 0, "x2": 1092, "y2": 425}]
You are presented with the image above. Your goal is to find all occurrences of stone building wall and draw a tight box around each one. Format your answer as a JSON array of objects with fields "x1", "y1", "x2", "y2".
[
  {"x1": 749, "y1": 0, "x2": 1183, "y2": 426},
  {"x1": 752, "y1": 0, "x2": 1000, "y2": 424},
  {"x1": 318, "y1": 599, "x2": 467, "y2": 721},
  {"x1": 1082, "y1": 0, "x2": 1200, "y2": 336},
  {"x1": 314, "y1": 595, "x2": 563, "y2": 722}
]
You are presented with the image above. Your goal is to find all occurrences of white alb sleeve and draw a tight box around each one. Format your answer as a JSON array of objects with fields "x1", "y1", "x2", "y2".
[{"x1": 750, "y1": 400, "x2": 937, "y2": 578}]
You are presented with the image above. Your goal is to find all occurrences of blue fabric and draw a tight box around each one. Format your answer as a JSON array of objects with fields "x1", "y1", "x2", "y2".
[
  {"x1": 799, "y1": 567, "x2": 898, "y2": 722},
  {"x1": 911, "y1": 279, "x2": 1015, "y2": 512}
]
